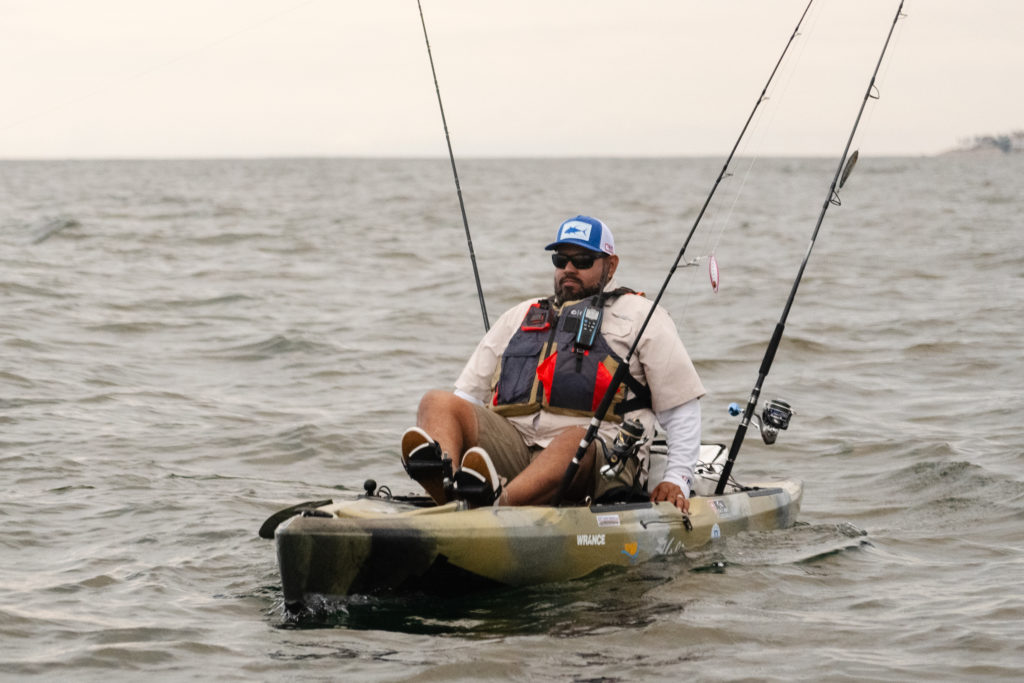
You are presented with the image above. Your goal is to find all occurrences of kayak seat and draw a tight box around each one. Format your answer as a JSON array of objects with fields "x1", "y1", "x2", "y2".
[{"x1": 593, "y1": 484, "x2": 649, "y2": 505}]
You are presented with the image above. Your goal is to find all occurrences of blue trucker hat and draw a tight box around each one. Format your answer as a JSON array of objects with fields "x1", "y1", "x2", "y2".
[{"x1": 544, "y1": 215, "x2": 616, "y2": 255}]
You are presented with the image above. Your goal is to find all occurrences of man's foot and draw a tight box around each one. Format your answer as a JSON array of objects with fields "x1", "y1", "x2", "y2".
[
  {"x1": 400, "y1": 427, "x2": 451, "y2": 504},
  {"x1": 453, "y1": 447, "x2": 502, "y2": 508}
]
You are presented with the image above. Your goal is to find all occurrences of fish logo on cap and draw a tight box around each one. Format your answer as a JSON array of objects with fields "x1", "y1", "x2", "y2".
[
  {"x1": 558, "y1": 221, "x2": 592, "y2": 241},
  {"x1": 545, "y1": 215, "x2": 615, "y2": 254}
]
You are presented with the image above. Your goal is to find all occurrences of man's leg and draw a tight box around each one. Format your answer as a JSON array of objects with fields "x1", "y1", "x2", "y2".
[
  {"x1": 501, "y1": 427, "x2": 598, "y2": 506},
  {"x1": 415, "y1": 389, "x2": 481, "y2": 469},
  {"x1": 412, "y1": 396, "x2": 596, "y2": 506}
]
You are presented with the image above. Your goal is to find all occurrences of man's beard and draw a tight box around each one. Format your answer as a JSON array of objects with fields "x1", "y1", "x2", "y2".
[{"x1": 554, "y1": 262, "x2": 608, "y2": 303}]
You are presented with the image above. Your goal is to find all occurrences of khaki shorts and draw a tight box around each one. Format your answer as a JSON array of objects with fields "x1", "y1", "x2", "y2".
[
  {"x1": 471, "y1": 403, "x2": 534, "y2": 480},
  {"x1": 470, "y1": 404, "x2": 641, "y2": 501}
]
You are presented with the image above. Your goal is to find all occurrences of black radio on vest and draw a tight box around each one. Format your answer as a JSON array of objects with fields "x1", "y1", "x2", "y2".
[{"x1": 574, "y1": 304, "x2": 602, "y2": 351}]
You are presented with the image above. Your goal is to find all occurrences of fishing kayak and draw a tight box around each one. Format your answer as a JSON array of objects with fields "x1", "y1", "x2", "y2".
[{"x1": 265, "y1": 444, "x2": 802, "y2": 610}]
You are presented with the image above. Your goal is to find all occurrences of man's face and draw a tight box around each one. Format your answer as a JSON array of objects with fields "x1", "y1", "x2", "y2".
[{"x1": 552, "y1": 246, "x2": 619, "y2": 302}]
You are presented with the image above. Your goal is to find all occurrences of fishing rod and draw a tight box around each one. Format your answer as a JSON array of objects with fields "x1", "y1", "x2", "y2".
[
  {"x1": 552, "y1": 0, "x2": 816, "y2": 506},
  {"x1": 416, "y1": 0, "x2": 490, "y2": 332},
  {"x1": 714, "y1": 0, "x2": 906, "y2": 495}
]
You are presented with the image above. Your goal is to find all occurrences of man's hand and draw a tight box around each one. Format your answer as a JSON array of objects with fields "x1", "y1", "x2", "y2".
[{"x1": 649, "y1": 481, "x2": 689, "y2": 513}]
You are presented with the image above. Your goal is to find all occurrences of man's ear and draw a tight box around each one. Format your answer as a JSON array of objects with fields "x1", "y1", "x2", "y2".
[{"x1": 606, "y1": 254, "x2": 620, "y2": 279}]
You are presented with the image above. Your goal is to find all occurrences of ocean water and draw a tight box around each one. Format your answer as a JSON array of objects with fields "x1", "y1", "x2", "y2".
[{"x1": 1, "y1": 155, "x2": 1021, "y2": 681}]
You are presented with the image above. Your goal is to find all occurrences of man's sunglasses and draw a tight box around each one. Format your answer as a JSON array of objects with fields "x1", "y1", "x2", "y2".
[{"x1": 551, "y1": 252, "x2": 605, "y2": 270}]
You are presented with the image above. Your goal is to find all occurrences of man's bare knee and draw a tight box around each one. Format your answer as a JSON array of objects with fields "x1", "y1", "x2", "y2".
[
  {"x1": 417, "y1": 390, "x2": 478, "y2": 450},
  {"x1": 418, "y1": 389, "x2": 452, "y2": 414},
  {"x1": 418, "y1": 390, "x2": 471, "y2": 421}
]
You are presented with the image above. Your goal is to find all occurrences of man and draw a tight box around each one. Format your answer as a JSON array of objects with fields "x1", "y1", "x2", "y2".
[{"x1": 401, "y1": 215, "x2": 704, "y2": 511}]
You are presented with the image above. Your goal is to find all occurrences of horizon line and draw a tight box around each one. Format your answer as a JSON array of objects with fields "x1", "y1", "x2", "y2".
[{"x1": 0, "y1": 151, "x2": 951, "y2": 163}]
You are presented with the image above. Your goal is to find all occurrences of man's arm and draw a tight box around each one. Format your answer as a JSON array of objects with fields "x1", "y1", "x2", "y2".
[{"x1": 649, "y1": 397, "x2": 701, "y2": 511}]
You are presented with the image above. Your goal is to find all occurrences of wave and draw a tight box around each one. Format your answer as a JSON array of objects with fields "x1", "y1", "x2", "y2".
[
  {"x1": 105, "y1": 293, "x2": 255, "y2": 311},
  {"x1": 0, "y1": 280, "x2": 67, "y2": 298},
  {"x1": 210, "y1": 334, "x2": 338, "y2": 361},
  {"x1": 29, "y1": 216, "x2": 81, "y2": 244}
]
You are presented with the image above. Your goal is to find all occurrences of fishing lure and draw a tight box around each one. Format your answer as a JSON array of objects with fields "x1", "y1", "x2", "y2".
[{"x1": 709, "y1": 255, "x2": 720, "y2": 293}]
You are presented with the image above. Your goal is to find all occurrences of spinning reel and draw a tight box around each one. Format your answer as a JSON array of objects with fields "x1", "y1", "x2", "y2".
[
  {"x1": 600, "y1": 417, "x2": 647, "y2": 480},
  {"x1": 728, "y1": 397, "x2": 795, "y2": 445}
]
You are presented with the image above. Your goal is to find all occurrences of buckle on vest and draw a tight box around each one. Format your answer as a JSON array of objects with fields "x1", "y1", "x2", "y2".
[{"x1": 521, "y1": 301, "x2": 551, "y2": 331}]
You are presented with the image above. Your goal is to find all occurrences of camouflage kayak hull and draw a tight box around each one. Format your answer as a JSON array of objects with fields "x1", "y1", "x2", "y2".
[{"x1": 274, "y1": 478, "x2": 802, "y2": 609}]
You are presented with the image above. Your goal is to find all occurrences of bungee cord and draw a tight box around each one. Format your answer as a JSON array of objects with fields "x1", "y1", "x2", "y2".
[
  {"x1": 714, "y1": 0, "x2": 908, "y2": 494},
  {"x1": 416, "y1": 0, "x2": 490, "y2": 332},
  {"x1": 552, "y1": 0, "x2": 817, "y2": 506}
]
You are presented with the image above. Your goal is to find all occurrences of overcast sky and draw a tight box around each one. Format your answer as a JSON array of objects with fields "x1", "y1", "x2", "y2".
[{"x1": 1, "y1": 0, "x2": 1020, "y2": 158}]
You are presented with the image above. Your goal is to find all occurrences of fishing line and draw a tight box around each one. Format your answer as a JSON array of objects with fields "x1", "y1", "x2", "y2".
[
  {"x1": 669, "y1": 0, "x2": 822, "y2": 326},
  {"x1": 695, "y1": 0, "x2": 824, "y2": 299},
  {"x1": 714, "y1": 0, "x2": 908, "y2": 494},
  {"x1": 416, "y1": 0, "x2": 490, "y2": 332},
  {"x1": 851, "y1": 5, "x2": 909, "y2": 156},
  {"x1": 552, "y1": 0, "x2": 817, "y2": 506}
]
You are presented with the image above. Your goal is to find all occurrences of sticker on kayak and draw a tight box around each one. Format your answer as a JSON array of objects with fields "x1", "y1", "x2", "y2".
[
  {"x1": 710, "y1": 499, "x2": 728, "y2": 516},
  {"x1": 711, "y1": 523, "x2": 721, "y2": 539},
  {"x1": 576, "y1": 533, "x2": 606, "y2": 546},
  {"x1": 596, "y1": 514, "x2": 621, "y2": 528},
  {"x1": 709, "y1": 254, "x2": 720, "y2": 293},
  {"x1": 621, "y1": 542, "x2": 639, "y2": 562},
  {"x1": 658, "y1": 538, "x2": 686, "y2": 555}
]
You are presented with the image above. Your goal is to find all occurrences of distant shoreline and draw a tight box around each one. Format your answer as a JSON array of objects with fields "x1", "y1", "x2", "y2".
[{"x1": 944, "y1": 131, "x2": 1024, "y2": 155}]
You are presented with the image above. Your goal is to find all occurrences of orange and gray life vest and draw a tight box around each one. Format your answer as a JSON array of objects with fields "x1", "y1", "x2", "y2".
[{"x1": 489, "y1": 289, "x2": 652, "y2": 422}]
